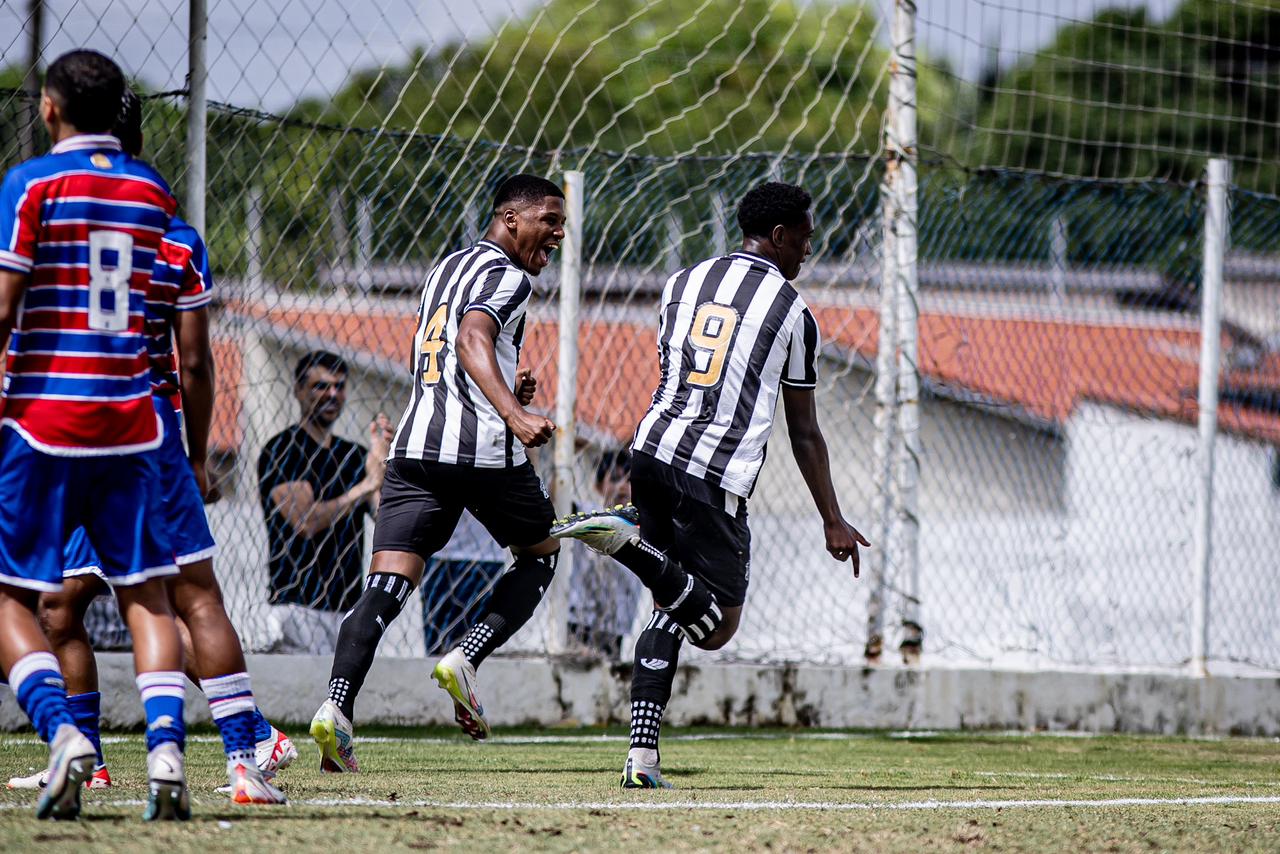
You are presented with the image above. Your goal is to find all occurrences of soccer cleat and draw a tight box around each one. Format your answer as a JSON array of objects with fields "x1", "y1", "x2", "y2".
[
  {"x1": 8, "y1": 769, "x2": 46, "y2": 790},
  {"x1": 14, "y1": 764, "x2": 111, "y2": 790},
  {"x1": 256, "y1": 726, "x2": 298, "y2": 777},
  {"x1": 550, "y1": 504, "x2": 640, "y2": 555},
  {"x1": 142, "y1": 741, "x2": 190, "y2": 821},
  {"x1": 34, "y1": 724, "x2": 97, "y2": 820},
  {"x1": 228, "y1": 761, "x2": 288, "y2": 805},
  {"x1": 310, "y1": 699, "x2": 359, "y2": 773},
  {"x1": 432, "y1": 649, "x2": 490, "y2": 741},
  {"x1": 621, "y1": 748, "x2": 673, "y2": 790}
]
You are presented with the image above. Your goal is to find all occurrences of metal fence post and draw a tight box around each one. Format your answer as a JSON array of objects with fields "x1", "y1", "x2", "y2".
[
  {"x1": 21, "y1": 0, "x2": 43, "y2": 161},
  {"x1": 1190, "y1": 158, "x2": 1228, "y2": 676},
  {"x1": 546, "y1": 169, "x2": 585, "y2": 656},
  {"x1": 245, "y1": 185, "x2": 263, "y2": 292},
  {"x1": 887, "y1": 0, "x2": 922, "y2": 661},
  {"x1": 186, "y1": 0, "x2": 207, "y2": 235}
]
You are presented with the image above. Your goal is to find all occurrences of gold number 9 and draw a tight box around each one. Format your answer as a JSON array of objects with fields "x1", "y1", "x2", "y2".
[{"x1": 686, "y1": 302, "x2": 739, "y2": 388}]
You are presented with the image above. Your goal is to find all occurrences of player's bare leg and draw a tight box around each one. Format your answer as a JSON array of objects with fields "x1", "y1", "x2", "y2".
[
  {"x1": 432, "y1": 537, "x2": 560, "y2": 741},
  {"x1": 16, "y1": 577, "x2": 113, "y2": 790},
  {"x1": 0, "y1": 586, "x2": 97, "y2": 818},
  {"x1": 114, "y1": 580, "x2": 190, "y2": 820},
  {"x1": 166, "y1": 559, "x2": 286, "y2": 803},
  {"x1": 313, "y1": 550, "x2": 425, "y2": 772}
]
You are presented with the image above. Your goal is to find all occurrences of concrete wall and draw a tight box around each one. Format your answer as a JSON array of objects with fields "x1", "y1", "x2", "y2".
[{"x1": 3, "y1": 654, "x2": 1277, "y2": 736}]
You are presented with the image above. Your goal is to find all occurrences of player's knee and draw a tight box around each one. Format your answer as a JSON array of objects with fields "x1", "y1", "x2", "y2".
[
  {"x1": 690, "y1": 607, "x2": 741, "y2": 651},
  {"x1": 37, "y1": 598, "x2": 81, "y2": 643},
  {"x1": 347, "y1": 572, "x2": 415, "y2": 637}
]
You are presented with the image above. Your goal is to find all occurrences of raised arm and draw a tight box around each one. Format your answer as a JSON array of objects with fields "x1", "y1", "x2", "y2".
[
  {"x1": 781, "y1": 383, "x2": 870, "y2": 575},
  {"x1": 455, "y1": 311, "x2": 554, "y2": 447}
]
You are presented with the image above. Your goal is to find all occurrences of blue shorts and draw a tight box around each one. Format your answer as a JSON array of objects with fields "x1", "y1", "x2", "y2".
[
  {"x1": 62, "y1": 397, "x2": 217, "y2": 585},
  {"x1": 0, "y1": 426, "x2": 176, "y2": 592}
]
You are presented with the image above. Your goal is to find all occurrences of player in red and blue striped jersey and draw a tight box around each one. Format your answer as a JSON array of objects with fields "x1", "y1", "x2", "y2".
[
  {"x1": 0, "y1": 50, "x2": 189, "y2": 821},
  {"x1": 8, "y1": 89, "x2": 291, "y2": 807}
]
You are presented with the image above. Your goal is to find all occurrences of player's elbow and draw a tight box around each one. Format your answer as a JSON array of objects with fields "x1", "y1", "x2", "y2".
[
  {"x1": 787, "y1": 424, "x2": 823, "y2": 456},
  {"x1": 181, "y1": 347, "x2": 214, "y2": 382}
]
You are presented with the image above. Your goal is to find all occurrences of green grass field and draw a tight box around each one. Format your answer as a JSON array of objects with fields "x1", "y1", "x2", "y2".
[{"x1": 2, "y1": 726, "x2": 1278, "y2": 852}]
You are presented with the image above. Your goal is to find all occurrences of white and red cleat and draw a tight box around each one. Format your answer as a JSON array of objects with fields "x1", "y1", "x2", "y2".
[
  {"x1": 9, "y1": 763, "x2": 111, "y2": 790},
  {"x1": 256, "y1": 726, "x2": 297, "y2": 777},
  {"x1": 228, "y1": 761, "x2": 287, "y2": 805}
]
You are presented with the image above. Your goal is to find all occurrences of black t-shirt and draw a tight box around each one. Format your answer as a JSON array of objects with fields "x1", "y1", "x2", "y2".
[{"x1": 258, "y1": 426, "x2": 370, "y2": 612}]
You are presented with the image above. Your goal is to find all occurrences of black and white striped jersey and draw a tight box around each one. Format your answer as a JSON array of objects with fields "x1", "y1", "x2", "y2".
[
  {"x1": 632, "y1": 251, "x2": 821, "y2": 499},
  {"x1": 392, "y1": 240, "x2": 533, "y2": 467}
]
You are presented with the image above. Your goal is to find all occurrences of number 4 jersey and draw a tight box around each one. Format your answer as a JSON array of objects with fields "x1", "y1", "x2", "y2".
[
  {"x1": 392, "y1": 239, "x2": 535, "y2": 468},
  {"x1": 632, "y1": 251, "x2": 821, "y2": 499},
  {"x1": 0, "y1": 134, "x2": 177, "y2": 455}
]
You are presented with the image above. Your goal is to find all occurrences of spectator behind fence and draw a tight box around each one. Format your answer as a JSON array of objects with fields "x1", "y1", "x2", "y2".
[
  {"x1": 419, "y1": 511, "x2": 508, "y2": 655},
  {"x1": 258, "y1": 351, "x2": 393, "y2": 653},
  {"x1": 566, "y1": 448, "x2": 644, "y2": 659}
]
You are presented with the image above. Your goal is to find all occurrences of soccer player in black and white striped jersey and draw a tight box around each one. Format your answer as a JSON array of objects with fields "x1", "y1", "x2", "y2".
[
  {"x1": 553, "y1": 182, "x2": 869, "y2": 788},
  {"x1": 310, "y1": 175, "x2": 566, "y2": 771}
]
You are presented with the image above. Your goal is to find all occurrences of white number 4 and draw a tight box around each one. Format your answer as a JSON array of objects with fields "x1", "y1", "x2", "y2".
[{"x1": 87, "y1": 231, "x2": 134, "y2": 332}]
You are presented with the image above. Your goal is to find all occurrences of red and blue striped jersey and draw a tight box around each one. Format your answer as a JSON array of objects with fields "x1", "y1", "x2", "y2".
[
  {"x1": 147, "y1": 218, "x2": 212, "y2": 396},
  {"x1": 0, "y1": 134, "x2": 177, "y2": 455}
]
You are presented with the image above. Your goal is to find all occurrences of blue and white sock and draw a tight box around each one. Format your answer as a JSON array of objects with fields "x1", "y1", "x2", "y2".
[
  {"x1": 10, "y1": 651, "x2": 75, "y2": 743},
  {"x1": 136, "y1": 671, "x2": 186, "y2": 753},
  {"x1": 200, "y1": 672, "x2": 257, "y2": 765},
  {"x1": 67, "y1": 691, "x2": 104, "y2": 766},
  {"x1": 252, "y1": 707, "x2": 273, "y2": 744}
]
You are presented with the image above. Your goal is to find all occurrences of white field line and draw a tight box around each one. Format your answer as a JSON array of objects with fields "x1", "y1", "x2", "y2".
[
  {"x1": 1, "y1": 732, "x2": 880, "y2": 748},
  {"x1": 3, "y1": 795, "x2": 1280, "y2": 812}
]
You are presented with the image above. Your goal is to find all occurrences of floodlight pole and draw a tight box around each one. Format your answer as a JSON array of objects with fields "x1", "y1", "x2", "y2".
[
  {"x1": 546, "y1": 169, "x2": 584, "y2": 656},
  {"x1": 187, "y1": 0, "x2": 208, "y2": 235},
  {"x1": 1190, "y1": 158, "x2": 1228, "y2": 677}
]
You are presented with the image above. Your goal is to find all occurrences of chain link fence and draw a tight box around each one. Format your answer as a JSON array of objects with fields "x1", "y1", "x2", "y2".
[{"x1": 1, "y1": 0, "x2": 1278, "y2": 673}]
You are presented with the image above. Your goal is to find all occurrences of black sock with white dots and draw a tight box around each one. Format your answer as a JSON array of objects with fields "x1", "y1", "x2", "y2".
[{"x1": 628, "y1": 610, "x2": 684, "y2": 760}]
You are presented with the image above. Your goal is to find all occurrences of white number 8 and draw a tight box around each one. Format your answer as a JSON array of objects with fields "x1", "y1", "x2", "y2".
[{"x1": 88, "y1": 231, "x2": 134, "y2": 332}]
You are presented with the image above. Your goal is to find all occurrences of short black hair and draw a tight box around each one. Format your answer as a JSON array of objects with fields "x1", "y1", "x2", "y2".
[
  {"x1": 595, "y1": 447, "x2": 631, "y2": 484},
  {"x1": 492, "y1": 174, "x2": 564, "y2": 212},
  {"x1": 112, "y1": 88, "x2": 142, "y2": 157},
  {"x1": 294, "y1": 351, "x2": 348, "y2": 386},
  {"x1": 44, "y1": 50, "x2": 126, "y2": 134},
  {"x1": 736, "y1": 182, "x2": 813, "y2": 239}
]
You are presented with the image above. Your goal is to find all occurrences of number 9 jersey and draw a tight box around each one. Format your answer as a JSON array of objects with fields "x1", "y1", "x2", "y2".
[
  {"x1": 632, "y1": 251, "x2": 821, "y2": 499},
  {"x1": 0, "y1": 133, "x2": 177, "y2": 454}
]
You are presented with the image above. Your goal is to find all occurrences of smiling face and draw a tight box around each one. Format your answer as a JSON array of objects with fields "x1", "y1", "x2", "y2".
[
  {"x1": 503, "y1": 195, "x2": 567, "y2": 276},
  {"x1": 296, "y1": 365, "x2": 347, "y2": 429}
]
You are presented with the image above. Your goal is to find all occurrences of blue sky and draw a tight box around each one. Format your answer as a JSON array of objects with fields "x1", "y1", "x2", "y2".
[{"x1": 1, "y1": 0, "x2": 1184, "y2": 112}]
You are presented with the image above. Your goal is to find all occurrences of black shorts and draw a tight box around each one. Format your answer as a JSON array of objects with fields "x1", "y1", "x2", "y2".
[
  {"x1": 372, "y1": 458, "x2": 554, "y2": 559},
  {"x1": 630, "y1": 452, "x2": 751, "y2": 608}
]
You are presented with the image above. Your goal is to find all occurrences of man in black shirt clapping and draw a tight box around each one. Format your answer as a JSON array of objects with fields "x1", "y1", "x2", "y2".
[{"x1": 258, "y1": 351, "x2": 393, "y2": 653}]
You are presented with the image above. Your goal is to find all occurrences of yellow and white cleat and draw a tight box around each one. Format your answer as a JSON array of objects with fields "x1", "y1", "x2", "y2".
[
  {"x1": 310, "y1": 699, "x2": 359, "y2": 773},
  {"x1": 432, "y1": 648, "x2": 490, "y2": 741}
]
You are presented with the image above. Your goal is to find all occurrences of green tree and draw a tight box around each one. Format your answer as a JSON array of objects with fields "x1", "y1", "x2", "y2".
[
  {"x1": 307, "y1": 0, "x2": 953, "y2": 158},
  {"x1": 963, "y1": 0, "x2": 1280, "y2": 193}
]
